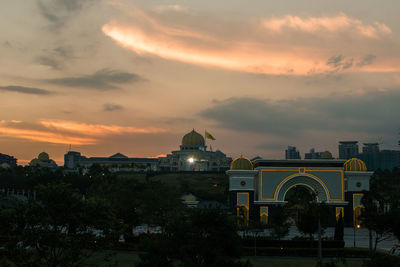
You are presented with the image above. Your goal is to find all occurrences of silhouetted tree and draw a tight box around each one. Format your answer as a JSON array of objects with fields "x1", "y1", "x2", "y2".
[
  {"x1": 137, "y1": 180, "x2": 184, "y2": 228},
  {"x1": 268, "y1": 207, "x2": 291, "y2": 240},
  {"x1": 296, "y1": 201, "x2": 329, "y2": 242},
  {"x1": 137, "y1": 208, "x2": 252, "y2": 267},
  {"x1": 1, "y1": 182, "x2": 118, "y2": 266}
]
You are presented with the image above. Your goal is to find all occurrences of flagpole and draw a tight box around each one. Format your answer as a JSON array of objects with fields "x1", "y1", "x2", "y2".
[{"x1": 205, "y1": 129, "x2": 207, "y2": 151}]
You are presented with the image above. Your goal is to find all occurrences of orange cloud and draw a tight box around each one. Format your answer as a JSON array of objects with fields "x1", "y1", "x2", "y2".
[
  {"x1": 0, "y1": 122, "x2": 96, "y2": 145},
  {"x1": 0, "y1": 120, "x2": 167, "y2": 145},
  {"x1": 262, "y1": 13, "x2": 392, "y2": 38},
  {"x1": 102, "y1": 8, "x2": 398, "y2": 75},
  {"x1": 102, "y1": 23, "x2": 322, "y2": 75},
  {"x1": 39, "y1": 119, "x2": 166, "y2": 136}
]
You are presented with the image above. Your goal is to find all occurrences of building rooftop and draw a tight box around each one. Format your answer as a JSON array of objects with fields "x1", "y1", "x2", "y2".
[{"x1": 253, "y1": 159, "x2": 346, "y2": 168}]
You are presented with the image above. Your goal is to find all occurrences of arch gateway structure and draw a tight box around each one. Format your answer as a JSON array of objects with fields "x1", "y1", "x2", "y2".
[{"x1": 227, "y1": 158, "x2": 373, "y2": 226}]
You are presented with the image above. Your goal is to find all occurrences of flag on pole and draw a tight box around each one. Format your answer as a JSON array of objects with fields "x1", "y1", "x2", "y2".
[{"x1": 205, "y1": 131, "x2": 216, "y2": 140}]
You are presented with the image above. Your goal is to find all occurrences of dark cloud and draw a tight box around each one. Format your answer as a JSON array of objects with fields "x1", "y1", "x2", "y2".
[
  {"x1": 46, "y1": 69, "x2": 143, "y2": 90},
  {"x1": 103, "y1": 103, "x2": 124, "y2": 112},
  {"x1": 200, "y1": 98, "x2": 309, "y2": 136},
  {"x1": 326, "y1": 54, "x2": 377, "y2": 71},
  {"x1": 200, "y1": 90, "x2": 400, "y2": 138},
  {"x1": 54, "y1": 45, "x2": 74, "y2": 58},
  {"x1": 36, "y1": 56, "x2": 62, "y2": 70},
  {"x1": 342, "y1": 58, "x2": 354, "y2": 69},
  {"x1": 0, "y1": 85, "x2": 52, "y2": 95},
  {"x1": 36, "y1": 0, "x2": 93, "y2": 30},
  {"x1": 37, "y1": 0, "x2": 59, "y2": 23},
  {"x1": 326, "y1": 55, "x2": 344, "y2": 68},
  {"x1": 36, "y1": 46, "x2": 74, "y2": 70},
  {"x1": 326, "y1": 55, "x2": 373, "y2": 72},
  {"x1": 2, "y1": 41, "x2": 12, "y2": 48},
  {"x1": 357, "y1": 54, "x2": 376, "y2": 67}
]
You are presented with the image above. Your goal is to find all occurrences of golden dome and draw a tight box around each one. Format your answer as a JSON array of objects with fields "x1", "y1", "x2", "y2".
[
  {"x1": 38, "y1": 152, "x2": 49, "y2": 161},
  {"x1": 321, "y1": 151, "x2": 333, "y2": 159},
  {"x1": 30, "y1": 158, "x2": 41, "y2": 166},
  {"x1": 182, "y1": 129, "x2": 205, "y2": 147},
  {"x1": 230, "y1": 157, "x2": 253, "y2": 170},
  {"x1": 344, "y1": 158, "x2": 367, "y2": 171}
]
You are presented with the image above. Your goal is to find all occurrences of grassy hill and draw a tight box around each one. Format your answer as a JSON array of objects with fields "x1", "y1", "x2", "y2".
[{"x1": 117, "y1": 172, "x2": 229, "y2": 204}]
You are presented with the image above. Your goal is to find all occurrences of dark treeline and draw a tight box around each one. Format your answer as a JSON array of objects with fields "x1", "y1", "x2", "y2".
[
  {"x1": 1, "y1": 165, "x2": 400, "y2": 266},
  {"x1": 0, "y1": 164, "x2": 249, "y2": 266}
]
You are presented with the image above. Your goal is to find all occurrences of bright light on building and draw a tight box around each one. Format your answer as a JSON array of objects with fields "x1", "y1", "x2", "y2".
[{"x1": 187, "y1": 157, "x2": 194, "y2": 163}]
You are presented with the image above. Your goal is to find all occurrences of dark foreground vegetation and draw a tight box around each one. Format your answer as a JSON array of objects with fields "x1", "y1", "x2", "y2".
[{"x1": 0, "y1": 165, "x2": 399, "y2": 266}]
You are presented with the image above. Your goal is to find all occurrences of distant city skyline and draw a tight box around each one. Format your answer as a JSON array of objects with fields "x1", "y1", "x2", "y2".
[{"x1": 1, "y1": 0, "x2": 400, "y2": 165}]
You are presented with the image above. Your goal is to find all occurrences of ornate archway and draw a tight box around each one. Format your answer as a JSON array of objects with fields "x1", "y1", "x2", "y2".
[{"x1": 276, "y1": 174, "x2": 330, "y2": 202}]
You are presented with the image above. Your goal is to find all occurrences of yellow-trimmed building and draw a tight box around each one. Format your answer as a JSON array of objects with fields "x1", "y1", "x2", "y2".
[{"x1": 227, "y1": 157, "x2": 373, "y2": 226}]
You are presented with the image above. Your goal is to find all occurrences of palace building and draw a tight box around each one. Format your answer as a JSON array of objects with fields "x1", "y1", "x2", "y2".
[
  {"x1": 227, "y1": 157, "x2": 372, "y2": 226},
  {"x1": 64, "y1": 151, "x2": 158, "y2": 173},
  {"x1": 64, "y1": 129, "x2": 231, "y2": 173}
]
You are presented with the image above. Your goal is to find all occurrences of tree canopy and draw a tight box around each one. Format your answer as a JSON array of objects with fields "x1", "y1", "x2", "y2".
[{"x1": 1, "y1": 182, "x2": 118, "y2": 267}]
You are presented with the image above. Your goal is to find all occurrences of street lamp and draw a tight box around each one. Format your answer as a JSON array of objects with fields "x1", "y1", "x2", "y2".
[{"x1": 353, "y1": 224, "x2": 360, "y2": 247}]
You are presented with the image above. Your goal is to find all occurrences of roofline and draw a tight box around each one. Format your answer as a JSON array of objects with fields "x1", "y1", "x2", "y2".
[
  {"x1": 253, "y1": 159, "x2": 346, "y2": 168},
  {"x1": 253, "y1": 159, "x2": 346, "y2": 164}
]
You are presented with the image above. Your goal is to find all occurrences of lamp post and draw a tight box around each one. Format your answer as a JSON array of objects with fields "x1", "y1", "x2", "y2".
[{"x1": 353, "y1": 224, "x2": 360, "y2": 247}]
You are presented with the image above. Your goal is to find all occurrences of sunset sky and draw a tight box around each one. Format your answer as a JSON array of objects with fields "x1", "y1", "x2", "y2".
[{"x1": 1, "y1": 0, "x2": 400, "y2": 165}]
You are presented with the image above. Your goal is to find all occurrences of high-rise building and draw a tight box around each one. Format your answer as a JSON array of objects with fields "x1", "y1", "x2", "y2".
[
  {"x1": 357, "y1": 143, "x2": 400, "y2": 171},
  {"x1": 305, "y1": 148, "x2": 322, "y2": 159},
  {"x1": 362, "y1": 143, "x2": 380, "y2": 154},
  {"x1": 305, "y1": 149, "x2": 333, "y2": 159},
  {"x1": 285, "y1": 146, "x2": 301, "y2": 159},
  {"x1": 338, "y1": 141, "x2": 359, "y2": 159}
]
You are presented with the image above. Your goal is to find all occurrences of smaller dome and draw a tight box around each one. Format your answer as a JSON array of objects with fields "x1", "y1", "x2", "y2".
[
  {"x1": 182, "y1": 129, "x2": 205, "y2": 147},
  {"x1": 344, "y1": 158, "x2": 367, "y2": 171},
  {"x1": 0, "y1": 163, "x2": 10, "y2": 169},
  {"x1": 182, "y1": 193, "x2": 197, "y2": 201},
  {"x1": 38, "y1": 152, "x2": 49, "y2": 161},
  {"x1": 230, "y1": 157, "x2": 253, "y2": 170},
  {"x1": 321, "y1": 151, "x2": 333, "y2": 159}
]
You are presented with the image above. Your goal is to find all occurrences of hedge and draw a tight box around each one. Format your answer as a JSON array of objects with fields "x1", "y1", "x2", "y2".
[
  {"x1": 241, "y1": 239, "x2": 345, "y2": 248},
  {"x1": 242, "y1": 246, "x2": 400, "y2": 260}
]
